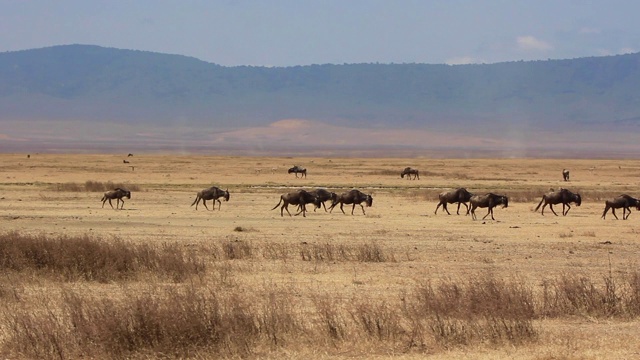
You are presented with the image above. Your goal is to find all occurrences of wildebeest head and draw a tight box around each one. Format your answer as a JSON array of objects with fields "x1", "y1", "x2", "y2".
[
  {"x1": 365, "y1": 194, "x2": 373, "y2": 207},
  {"x1": 223, "y1": 189, "x2": 230, "y2": 201},
  {"x1": 574, "y1": 194, "x2": 582, "y2": 206},
  {"x1": 116, "y1": 188, "x2": 131, "y2": 199},
  {"x1": 500, "y1": 195, "x2": 508, "y2": 208}
]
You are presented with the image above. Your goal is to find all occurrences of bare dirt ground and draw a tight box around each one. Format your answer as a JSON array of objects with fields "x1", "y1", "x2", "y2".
[{"x1": 1, "y1": 153, "x2": 640, "y2": 358}]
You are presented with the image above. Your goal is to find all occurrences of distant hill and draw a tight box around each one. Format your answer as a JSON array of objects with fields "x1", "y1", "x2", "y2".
[{"x1": 1, "y1": 44, "x2": 640, "y2": 156}]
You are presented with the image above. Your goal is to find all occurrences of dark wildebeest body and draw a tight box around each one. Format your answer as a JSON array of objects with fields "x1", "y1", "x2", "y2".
[
  {"x1": 288, "y1": 165, "x2": 307, "y2": 178},
  {"x1": 401, "y1": 167, "x2": 420, "y2": 180},
  {"x1": 562, "y1": 169, "x2": 570, "y2": 181},
  {"x1": 191, "y1": 186, "x2": 230, "y2": 210},
  {"x1": 307, "y1": 188, "x2": 338, "y2": 212},
  {"x1": 271, "y1": 189, "x2": 320, "y2": 217},
  {"x1": 435, "y1": 188, "x2": 473, "y2": 215},
  {"x1": 101, "y1": 188, "x2": 131, "y2": 209},
  {"x1": 601, "y1": 194, "x2": 640, "y2": 220},
  {"x1": 469, "y1": 193, "x2": 508, "y2": 220},
  {"x1": 328, "y1": 189, "x2": 373, "y2": 215},
  {"x1": 534, "y1": 188, "x2": 581, "y2": 216}
]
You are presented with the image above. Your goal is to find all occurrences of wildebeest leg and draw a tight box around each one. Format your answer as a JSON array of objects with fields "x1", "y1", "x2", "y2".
[
  {"x1": 624, "y1": 206, "x2": 631, "y2": 220},
  {"x1": 108, "y1": 198, "x2": 115, "y2": 209},
  {"x1": 434, "y1": 202, "x2": 446, "y2": 215},
  {"x1": 482, "y1": 207, "x2": 493, "y2": 220},
  {"x1": 456, "y1": 202, "x2": 466, "y2": 215},
  {"x1": 118, "y1": 198, "x2": 124, "y2": 209},
  {"x1": 339, "y1": 203, "x2": 346, "y2": 214},
  {"x1": 202, "y1": 199, "x2": 210, "y2": 211},
  {"x1": 358, "y1": 203, "x2": 366, "y2": 215},
  {"x1": 547, "y1": 204, "x2": 559, "y2": 216},
  {"x1": 282, "y1": 203, "x2": 293, "y2": 217},
  {"x1": 562, "y1": 203, "x2": 571, "y2": 216},
  {"x1": 470, "y1": 205, "x2": 477, "y2": 220},
  {"x1": 610, "y1": 208, "x2": 619, "y2": 220},
  {"x1": 601, "y1": 203, "x2": 610, "y2": 219}
]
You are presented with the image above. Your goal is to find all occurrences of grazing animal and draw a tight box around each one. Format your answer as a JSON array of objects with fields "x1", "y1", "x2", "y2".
[
  {"x1": 101, "y1": 188, "x2": 131, "y2": 209},
  {"x1": 400, "y1": 167, "x2": 420, "y2": 180},
  {"x1": 123, "y1": 159, "x2": 130, "y2": 164},
  {"x1": 602, "y1": 194, "x2": 640, "y2": 220},
  {"x1": 468, "y1": 193, "x2": 509, "y2": 220},
  {"x1": 328, "y1": 189, "x2": 373, "y2": 215},
  {"x1": 288, "y1": 165, "x2": 307, "y2": 178},
  {"x1": 127, "y1": 153, "x2": 133, "y2": 157},
  {"x1": 271, "y1": 189, "x2": 320, "y2": 217},
  {"x1": 562, "y1": 169, "x2": 570, "y2": 181},
  {"x1": 191, "y1": 186, "x2": 230, "y2": 210},
  {"x1": 534, "y1": 188, "x2": 581, "y2": 216},
  {"x1": 307, "y1": 188, "x2": 338, "y2": 212},
  {"x1": 435, "y1": 188, "x2": 473, "y2": 215}
]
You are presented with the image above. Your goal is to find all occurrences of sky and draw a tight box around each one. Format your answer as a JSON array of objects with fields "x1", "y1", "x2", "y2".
[{"x1": 1, "y1": 0, "x2": 639, "y2": 67}]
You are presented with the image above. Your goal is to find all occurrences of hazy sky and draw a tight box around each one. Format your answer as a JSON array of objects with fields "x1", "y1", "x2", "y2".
[{"x1": 2, "y1": 1, "x2": 639, "y2": 66}]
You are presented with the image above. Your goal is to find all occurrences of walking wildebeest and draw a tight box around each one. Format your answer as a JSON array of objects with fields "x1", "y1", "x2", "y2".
[
  {"x1": 271, "y1": 189, "x2": 320, "y2": 217},
  {"x1": 191, "y1": 186, "x2": 230, "y2": 210},
  {"x1": 562, "y1": 169, "x2": 570, "y2": 181},
  {"x1": 307, "y1": 188, "x2": 338, "y2": 212},
  {"x1": 468, "y1": 193, "x2": 508, "y2": 220},
  {"x1": 534, "y1": 188, "x2": 581, "y2": 216},
  {"x1": 101, "y1": 188, "x2": 131, "y2": 210},
  {"x1": 328, "y1": 189, "x2": 373, "y2": 215},
  {"x1": 434, "y1": 188, "x2": 473, "y2": 215},
  {"x1": 288, "y1": 165, "x2": 307, "y2": 178},
  {"x1": 401, "y1": 167, "x2": 420, "y2": 180},
  {"x1": 601, "y1": 194, "x2": 640, "y2": 220}
]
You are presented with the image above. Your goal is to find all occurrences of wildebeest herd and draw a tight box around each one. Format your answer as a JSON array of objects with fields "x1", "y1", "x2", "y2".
[{"x1": 100, "y1": 167, "x2": 640, "y2": 220}]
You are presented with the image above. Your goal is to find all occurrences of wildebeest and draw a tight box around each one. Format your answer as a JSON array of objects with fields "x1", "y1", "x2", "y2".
[
  {"x1": 271, "y1": 189, "x2": 320, "y2": 217},
  {"x1": 563, "y1": 169, "x2": 570, "y2": 181},
  {"x1": 534, "y1": 188, "x2": 581, "y2": 216},
  {"x1": 401, "y1": 167, "x2": 420, "y2": 180},
  {"x1": 307, "y1": 188, "x2": 338, "y2": 212},
  {"x1": 101, "y1": 188, "x2": 131, "y2": 209},
  {"x1": 434, "y1": 188, "x2": 473, "y2": 215},
  {"x1": 123, "y1": 159, "x2": 130, "y2": 164},
  {"x1": 468, "y1": 193, "x2": 508, "y2": 220},
  {"x1": 328, "y1": 189, "x2": 373, "y2": 215},
  {"x1": 191, "y1": 186, "x2": 230, "y2": 210},
  {"x1": 601, "y1": 194, "x2": 640, "y2": 220},
  {"x1": 288, "y1": 165, "x2": 307, "y2": 178}
]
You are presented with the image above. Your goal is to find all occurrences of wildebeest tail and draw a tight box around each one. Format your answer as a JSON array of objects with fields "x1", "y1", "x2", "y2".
[
  {"x1": 191, "y1": 195, "x2": 200, "y2": 207},
  {"x1": 271, "y1": 197, "x2": 283, "y2": 210}
]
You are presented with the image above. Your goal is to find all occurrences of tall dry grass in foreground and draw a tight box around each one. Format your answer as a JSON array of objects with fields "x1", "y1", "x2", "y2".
[
  {"x1": 0, "y1": 231, "x2": 203, "y2": 282},
  {"x1": 0, "y1": 232, "x2": 639, "y2": 359}
]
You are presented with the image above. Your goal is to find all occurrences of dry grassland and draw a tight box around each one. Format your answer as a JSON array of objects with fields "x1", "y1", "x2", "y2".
[{"x1": 1, "y1": 153, "x2": 640, "y2": 359}]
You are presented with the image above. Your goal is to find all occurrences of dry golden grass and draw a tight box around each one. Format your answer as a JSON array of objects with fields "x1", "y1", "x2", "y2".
[{"x1": 1, "y1": 153, "x2": 640, "y2": 359}]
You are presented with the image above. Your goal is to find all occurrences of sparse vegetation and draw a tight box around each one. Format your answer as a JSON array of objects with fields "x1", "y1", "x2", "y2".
[
  {"x1": 52, "y1": 180, "x2": 142, "y2": 192},
  {"x1": 3, "y1": 154, "x2": 640, "y2": 359}
]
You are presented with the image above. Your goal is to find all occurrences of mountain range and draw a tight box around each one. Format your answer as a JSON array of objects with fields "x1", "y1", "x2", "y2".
[{"x1": 1, "y1": 44, "x2": 639, "y2": 157}]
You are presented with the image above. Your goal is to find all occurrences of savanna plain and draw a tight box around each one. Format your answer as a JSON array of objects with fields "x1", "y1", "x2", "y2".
[{"x1": 1, "y1": 153, "x2": 640, "y2": 359}]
